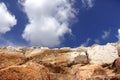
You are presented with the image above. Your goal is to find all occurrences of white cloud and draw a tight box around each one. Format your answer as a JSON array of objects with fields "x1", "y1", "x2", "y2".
[
  {"x1": 0, "y1": 2, "x2": 17, "y2": 34},
  {"x1": 94, "y1": 39, "x2": 101, "y2": 44},
  {"x1": 20, "y1": 0, "x2": 76, "y2": 47},
  {"x1": 81, "y1": 38, "x2": 91, "y2": 46},
  {"x1": 102, "y1": 30, "x2": 110, "y2": 39},
  {"x1": 81, "y1": 0, "x2": 95, "y2": 8},
  {"x1": 117, "y1": 29, "x2": 120, "y2": 42}
]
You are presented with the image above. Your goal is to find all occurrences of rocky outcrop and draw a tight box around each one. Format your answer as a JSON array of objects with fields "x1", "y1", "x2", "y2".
[
  {"x1": 25, "y1": 48, "x2": 88, "y2": 69},
  {"x1": 0, "y1": 51, "x2": 25, "y2": 69},
  {"x1": 87, "y1": 44, "x2": 118, "y2": 65},
  {"x1": 110, "y1": 43, "x2": 120, "y2": 56},
  {"x1": 0, "y1": 46, "x2": 28, "y2": 54},
  {"x1": 0, "y1": 43, "x2": 120, "y2": 80},
  {"x1": 0, "y1": 62, "x2": 50, "y2": 80},
  {"x1": 113, "y1": 57, "x2": 120, "y2": 73},
  {"x1": 71, "y1": 64, "x2": 114, "y2": 80}
]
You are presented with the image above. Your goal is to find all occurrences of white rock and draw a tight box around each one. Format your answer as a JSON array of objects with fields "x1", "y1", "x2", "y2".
[
  {"x1": 87, "y1": 44, "x2": 118, "y2": 65},
  {"x1": 60, "y1": 47, "x2": 71, "y2": 50},
  {"x1": 40, "y1": 47, "x2": 49, "y2": 49},
  {"x1": 66, "y1": 52, "x2": 82, "y2": 62},
  {"x1": 5, "y1": 46, "x2": 16, "y2": 52},
  {"x1": 66, "y1": 51, "x2": 88, "y2": 64}
]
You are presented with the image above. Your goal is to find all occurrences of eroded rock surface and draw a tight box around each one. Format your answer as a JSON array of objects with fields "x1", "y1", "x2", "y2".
[
  {"x1": 0, "y1": 51, "x2": 25, "y2": 69},
  {"x1": 71, "y1": 64, "x2": 114, "y2": 80},
  {"x1": 87, "y1": 44, "x2": 118, "y2": 65},
  {"x1": 0, "y1": 62, "x2": 50, "y2": 80},
  {"x1": 0, "y1": 43, "x2": 120, "y2": 80}
]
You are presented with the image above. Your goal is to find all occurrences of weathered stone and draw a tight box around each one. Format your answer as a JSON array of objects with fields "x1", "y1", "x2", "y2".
[
  {"x1": 73, "y1": 46, "x2": 87, "y2": 52},
  {"x1": 15, "y1": 47, "x2": 28, "y2": 54},
  {"x1": 50, "y1": 73, "x2": 73, "y2": 80},
  {"x1": 113, "y1": 57, "x2": 120, "y2": 73},
  {"x1": 25, "y1": 48, "x2": 48, "y2": 58},
  {"x1": 71, "y1": 64, "x2": 113, "y2": 80},
  {"x1": 26, "y1": 48, "x2": 88, "y2": 68},
  {"x1": 87, "y1": 44, "x2": 118, "y2": 65},
  {"x1": 65, "y1": 51, "x2": 88, "y2": 65},
  {"x1": 0, "y1": 51, "x2": 25, "y2": 69},
  {"x1": 0, "y1": 46, "x2": 28, "y2": 54},
  {"x1": 0, "y1": 43, "x2": 119, "y2": 80},
  {"x1": 0, "y1": 62, "x2": 50, "y2": 80},
  {"x1": 110, "y1": 43, "x2": 120, "y2": 56},
  {"x1": 0, "y1": 46, "x2": 17, "y2": 52}
]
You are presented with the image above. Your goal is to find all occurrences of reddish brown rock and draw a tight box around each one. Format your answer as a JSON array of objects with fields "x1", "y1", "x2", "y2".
[
  {"x1": 0, "y1": 44, "x2": 119, "y2": 80},
  {"x1": 50, "y1": 73, "x2": 74, "y2": 80},
  {"x1": 0, "y1": 51, "x2": 25, "y2": 69},
  {"x1": 71, "y1": 64, "x2": 114, "y2": 80},
  {"x1": 26, "y1": 48, "x2": 88, "y2": 68},
  {"x1": 0, "y1": 62, "x2": 50, "y2": 80},
  {"x1": 113, "y1": 57, "x2": 120, "y2": 73}
]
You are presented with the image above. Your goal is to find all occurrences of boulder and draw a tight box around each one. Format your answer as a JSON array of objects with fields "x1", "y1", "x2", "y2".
[
  {"x1": 87, "y1": 44, "x2": 118, "y2": 65},
  {"x1": 65, "y1": 51, "x2": 88, "y2": 65},
  {"x1": 0, "y1": 62, "x2": 50, "y2": 80}
]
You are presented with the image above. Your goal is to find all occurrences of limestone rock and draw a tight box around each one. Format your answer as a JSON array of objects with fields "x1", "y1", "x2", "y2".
[
  {"x1": 25, "y1": 48, "x2": 47, "y2": 58},
  {"x1": 26, "y1": 48, "x2": 88, "y2": 67},
  {"x1": 24, "y1": 47, "x2": 89, "y2": 75},
  {"x1": 110, "y1": 43, "x2": 120, "y2": 56},
  {"x1": 0, "y1": 62, "x2": 50, "y2": 80},
  {"x1": 1, "y1": 46, "x2": 17, "y2": 52},
  {"x1": 0, "y1": 43, "x2": 120, "y2": 80},
  {"x1": 87, "y1": 44, "x2": 118, "y2": 65},
  {"x1": 15, "y1": 47, "x2": 28, "y2": 54},
  {"x1": 66, "y1": 51, "x2": 88, "y2": 65},
  {"x1": 0, "y1": 46, "x2": 28, "y2": 54}
]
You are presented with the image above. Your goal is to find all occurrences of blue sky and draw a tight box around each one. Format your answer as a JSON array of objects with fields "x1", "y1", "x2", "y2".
[{"x1": 0, "y1": 0, "x2": 120, "y2": 48}]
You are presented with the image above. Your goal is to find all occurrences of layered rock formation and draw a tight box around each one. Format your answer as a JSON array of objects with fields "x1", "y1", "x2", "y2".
[{"x1": 0, "y1": 43, "x2": 120, "y2": 80}]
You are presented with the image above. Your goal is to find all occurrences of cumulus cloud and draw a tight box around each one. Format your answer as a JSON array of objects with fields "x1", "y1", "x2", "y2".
[
  {"x1": 81, "y1": 0, "x2": 95, "y2": 8},
  {"x1": 0, "y1": 2, "x2": 17, "y2": 34},
  {"x1": 20, "y1": 0, "x2": 76, "y2": 47},
  {"x1": 102, "y1": 30, "x2": 110, "y2": 39}
]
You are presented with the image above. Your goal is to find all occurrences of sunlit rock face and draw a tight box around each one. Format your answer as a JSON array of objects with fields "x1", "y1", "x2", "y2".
[
  {"x1": 71, "y1": 64, "x2": 113, "y2": 80},
  {"x1": 0, "y1": 51, "x2": 25, "y2": 69},
  {"x1": 87, "y1": 44, "x2": 118, "y2": 65},
  {"x1": 0, "y1": 43, "x2": 120, "y2": 80},
  {"x1": 0, "y1": 62, "x2": 50, "y2": 80}
]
